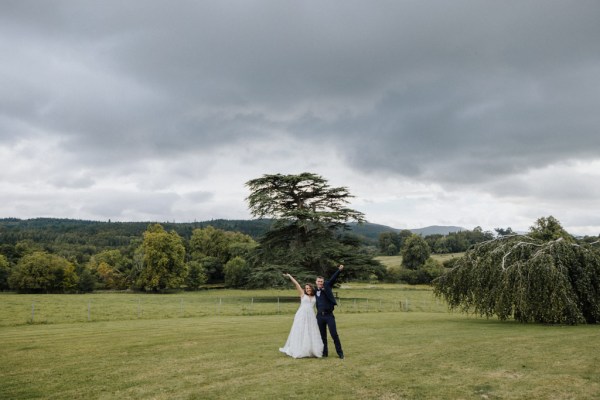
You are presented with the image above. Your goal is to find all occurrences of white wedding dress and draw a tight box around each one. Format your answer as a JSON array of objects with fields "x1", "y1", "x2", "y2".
[{"x1": 279, "y1": 295, "x2": 324, "y2": 358}]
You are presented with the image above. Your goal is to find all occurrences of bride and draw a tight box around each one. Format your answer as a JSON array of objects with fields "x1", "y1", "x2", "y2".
[{"x1": 279, "y1": 273, "x2": 324, "y2": 358}]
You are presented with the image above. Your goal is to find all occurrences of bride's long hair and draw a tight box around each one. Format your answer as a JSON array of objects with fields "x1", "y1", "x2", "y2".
[{"x1": 304, "y1": 283, "x2": 316, "y2": 296}]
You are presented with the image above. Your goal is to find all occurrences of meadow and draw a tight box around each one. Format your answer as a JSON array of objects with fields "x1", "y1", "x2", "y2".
[
  {"x1": 1, "y1": 282, "x2": 599, "y2": 399},
  {"x1": 375, "y1": 253, "x2": 464, "y2": 269},
  {"x1": 0, "y1": 284, "x2": 442, "y2": 326}
]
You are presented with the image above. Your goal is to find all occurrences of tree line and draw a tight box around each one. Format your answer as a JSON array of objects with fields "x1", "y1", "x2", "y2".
[
  {"x1": 0, "y1": 220, "x2": 458, "y2": 293},
  {"x1": 0, "y1": 223, "x2": 257, "y2": 293},
  {"x1": 377, "y1": 226, "x2": 496, "y2": 256},
  {"x1": 0, "y1": 173, "x2": 472, "y2": 293}
]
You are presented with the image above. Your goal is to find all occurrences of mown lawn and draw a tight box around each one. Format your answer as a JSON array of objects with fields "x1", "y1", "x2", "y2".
[{"x1": 1, "y1": 288, "x2": 599, "y2": 399}]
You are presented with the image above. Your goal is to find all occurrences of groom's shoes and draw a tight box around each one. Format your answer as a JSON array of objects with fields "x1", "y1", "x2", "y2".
[{"x1": 338, "y1": 354, "x2": 344, "y2": 359}]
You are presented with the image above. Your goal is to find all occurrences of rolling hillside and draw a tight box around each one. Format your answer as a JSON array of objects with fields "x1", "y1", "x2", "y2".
[{"x1": 0, "y1": 217, "x2": 465, "y2": 248}]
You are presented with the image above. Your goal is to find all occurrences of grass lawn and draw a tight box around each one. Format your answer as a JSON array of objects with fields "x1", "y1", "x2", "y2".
[
  {"x1": 1, "y1": 288, "x2": 599, "y2": 399},
  {"x1": 375, "y1": 253, "x2": 465, "y2": 270}
]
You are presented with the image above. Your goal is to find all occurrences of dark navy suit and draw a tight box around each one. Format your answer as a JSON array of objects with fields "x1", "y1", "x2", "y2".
[{"x1": 316, "y1": 268, "x2": 343, "y2": 358}]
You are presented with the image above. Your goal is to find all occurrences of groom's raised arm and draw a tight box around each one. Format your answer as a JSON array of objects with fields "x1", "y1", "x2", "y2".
[{"x1": 328, "y1": 264, "x2": 344, "y2": 286}]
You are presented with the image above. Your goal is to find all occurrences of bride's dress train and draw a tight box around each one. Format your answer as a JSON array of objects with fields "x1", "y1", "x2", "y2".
[{"x1": 279, "y1": 295, "x2": 324, "y2": 358}]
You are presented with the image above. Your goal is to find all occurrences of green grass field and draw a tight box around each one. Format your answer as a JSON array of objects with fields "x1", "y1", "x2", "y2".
[
  {"x1": 1, "y1": 284, "x2": 599, "y2": 399},
  {"x1": 0, "y1": 285, "x2": 443, "y2": 326},
  {"x1": 375, "y1": 253, "x2": 465, "y2": 269}
]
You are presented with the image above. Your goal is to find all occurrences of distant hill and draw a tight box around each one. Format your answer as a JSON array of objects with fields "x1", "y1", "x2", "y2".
[
  {"x1": 0, "y1": 217, "x2": 274, "y2": 242},
  {"x1": 0, "y1": 218, "x2": 465, "y2": 250},
  {"x1": 348, "y1": 222, "x2": 466, "y2": 242},
  {"x1": 410, "y1": 225, "x2": 466, "y2": 236}
]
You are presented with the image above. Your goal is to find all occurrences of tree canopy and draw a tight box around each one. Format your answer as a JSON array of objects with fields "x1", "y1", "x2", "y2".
[
  {"x1": 433, "y1": 217, "x2": 600, "y2": 324},
  {"x1": 245, "y1": 173, "x2": 383, "y2": 283},
  {"x1": 0, "y1": 254, "x2": 9, "y2": 290},
  {"x1": 135, "y1": 224, "x2": 186, "y2": 292},
  {"x1": 8, "y1": 251, "x2": 79, "y2": 293},
  {"x1": 246, "y1": 172, "x2": 365, "y2": 229},
  {"x1": 401, "y1": 234, "x2": 431, "y2": 270}
]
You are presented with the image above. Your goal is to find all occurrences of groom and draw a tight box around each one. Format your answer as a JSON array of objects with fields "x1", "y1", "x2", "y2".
[{"x1": 315, "y1": 264, "x2": 344, "y2": 359}]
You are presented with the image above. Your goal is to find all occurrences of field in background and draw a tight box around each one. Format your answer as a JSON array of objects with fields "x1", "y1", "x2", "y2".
[
  {"x1": 1, "y1": 254, "x2": 463, "y2": 327},
  {"x1": 0, "y1": 285, "x2": 444, "y2": 327},
  {"x1": 375, "y1": 253, "x2": 465, "y2": 269}
]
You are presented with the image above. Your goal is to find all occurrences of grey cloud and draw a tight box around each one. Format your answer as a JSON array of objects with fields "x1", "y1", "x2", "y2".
[
  {"x1": 4, "y1": 1, "x2": 600, "y2": 180},
  {"x1": 486, "y1": 169, "x2": 600, "y2": 203},
  {"x1": 48, "y1": 174, "x2": 96, "y2": 189},
  {"x1": 184, "y1": 191, "x2": 214, "y2": 203},
  {"x1": 81, "y1": 191, "x2": 181, "y2": 219},
  {"x1": 2, "y1": 1, "x2": 600, "y2": 232},
  {"x1": 322, "y1": 64, "x2": 600, "y2": 184}
]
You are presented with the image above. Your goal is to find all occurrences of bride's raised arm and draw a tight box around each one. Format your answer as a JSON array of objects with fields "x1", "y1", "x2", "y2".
[{"x1": 283, "y1": 273, "x2": 304, "y2": 297}]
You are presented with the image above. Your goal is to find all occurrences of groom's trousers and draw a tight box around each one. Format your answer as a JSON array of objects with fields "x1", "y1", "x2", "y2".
[{"x1": 317, "y1": 311, "x2": 343, "y2": 357}]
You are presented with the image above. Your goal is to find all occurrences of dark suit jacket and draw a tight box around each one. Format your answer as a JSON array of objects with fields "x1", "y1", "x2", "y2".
[{"x1": 317, "y1": 268, "x2": 341, "y2": 311}]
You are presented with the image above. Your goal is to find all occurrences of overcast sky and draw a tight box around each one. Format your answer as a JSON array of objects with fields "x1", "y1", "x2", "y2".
[{"x1": 2, "y1": 1, "x2": 600, "y2": 236}]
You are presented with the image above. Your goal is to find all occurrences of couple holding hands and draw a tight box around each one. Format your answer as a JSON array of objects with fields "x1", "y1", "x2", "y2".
[{"x1": 279, "y1": 265, "x2": 344, "y2": 360}]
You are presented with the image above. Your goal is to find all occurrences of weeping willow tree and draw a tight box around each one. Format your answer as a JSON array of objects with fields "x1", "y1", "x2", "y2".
[{"x1": 433, "y1": 217, "x2": 600, "y2": 324}]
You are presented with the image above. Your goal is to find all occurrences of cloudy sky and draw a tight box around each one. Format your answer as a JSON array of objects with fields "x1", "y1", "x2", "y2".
[{"x1": 2, "y1": 1, "x2": 600, "y2": 235}]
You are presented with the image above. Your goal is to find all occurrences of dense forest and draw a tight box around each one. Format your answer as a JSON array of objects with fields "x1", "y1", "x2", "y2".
[
  {"x1": 0, "y1": 218, "x2": 273, "y2": 254},
  {"x1": 7, "y1": 216, "x2": 594, "y2": 294},
  {"x1": 0, "y1": 217, "x2": 468, "y2": 264}
]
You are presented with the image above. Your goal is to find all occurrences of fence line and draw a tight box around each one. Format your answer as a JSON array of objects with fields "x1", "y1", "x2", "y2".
[{"x1": 2, "y1": 295, "x2": 448, "y2": 326}]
